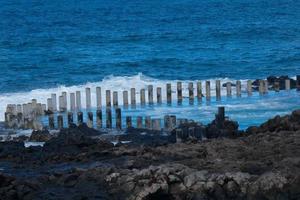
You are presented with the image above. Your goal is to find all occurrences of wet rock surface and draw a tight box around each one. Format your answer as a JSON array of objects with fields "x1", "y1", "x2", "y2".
[{"x1": 0, "y1": 111, "x2": 300, "y2": 199}]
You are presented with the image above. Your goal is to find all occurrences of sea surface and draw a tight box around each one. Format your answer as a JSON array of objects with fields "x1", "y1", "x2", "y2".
[{"x1": 0, "y1": 0, "x2": 300, "y2": 128}]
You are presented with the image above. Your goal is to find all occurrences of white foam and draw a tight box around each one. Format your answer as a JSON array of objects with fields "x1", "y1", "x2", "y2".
[{"x1": 0, "y1": 73, "x2": 245, "y2": 121}]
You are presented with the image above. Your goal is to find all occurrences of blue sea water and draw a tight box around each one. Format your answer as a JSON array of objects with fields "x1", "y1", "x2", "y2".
[{"x1": 0, "y1": 0, "x2": 300, "y2": 128}]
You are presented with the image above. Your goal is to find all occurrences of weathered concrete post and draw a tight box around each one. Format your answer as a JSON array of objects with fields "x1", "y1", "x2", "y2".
[
  {"x1": 67, "y1": 112, "x2": 73, "y2": 127},
  {"x1": 264, "y1": 80, "x2": 268, "y2": 94},
  {"x1": 113, "y1": 91, "x2": 118, "y2": 107},
  {"x1": 47, "y1": 98, "x2": 53, "y2": 112},
  {"x1": 96, "y1": 87, "x2": 102, "y2": 109},
  {"x1": 49, "y1": 114, "x2": 55, "y2": 129},
  {"x1": 130, "y1": 88, "x2": 136, "y2": 107},
  {"x1": 176, "y1": 129, "x2": 183, "y2": 143},
  {"x1": 170, "y1": 115, "x2": 177, "y2": 130},
  {"x1": 76, "y1": 91, "x2": 81, "y2": 110},
  {"x1": 136, "y1": 116, "x2": 143, "y2": 128},
  {"x1": 297, "y1": 75, "x2": 300, "y2": 90},
  {"x1": 126, "y1": 116, "x2": 132, "y2": 128},
  {"x1": 57, "y1": 115, "x2": 63, "y2": 129},
  {"x1": 152, "y1": 119, "x2": 161, "y2": 131},
  {"x1": 205, "y1": 81, "x2": 211, "y2": 100},
  {"x1": 77, "y1": 112, "x2": 83, "y2": 125},
  {"x1": 259, "y1": 80, "x2": 264, "y2": 95},
  {"x1": 96, "y1": 109, "x2": 102, "y2": 128},
  {"x1": 188, "y1": 127, "x2": 195, "y2": 138},
  {"x1": 247, "y1": 80, "x2": 252, "y2": 96},
  {"x1": 164, "y1": 115, "x2": 170, "y2": 131},
  {"x1": 86, "y1": 88, "x2": 91, "y2": 109},
  {"x1": 166, "y1": 83, "x2": 172, "y2": 104},
  {"x1": 106, "y1": 108, "x2": 112, "y2": 128},
  {"x1": 236, "y1": 81, "x2": 242, "y2": 97},
  {"x1": 274, "y1": 81, "x2": 280, "y2": 92},
  {"x1": 70, "y1": 93, "x2": 76, "y2": 111},
  {"x1": 62, "y1": 92, "x2": 67, "y2": 111},
  {"x1": 285, "y1": 79, "x2": 291, "y2": 90},
  {"x1": 51, "y1": 93, "x2": 57, "y2": 111},
  {"x1": 197, "y1": 81, "x2": 202, "y2": 102},
  {"x1": 188, "y1": 82, "x2": 194, "y2": 104},
  {"x1": 106, "y1": 90, "x2": 111, "y2": 107},
  {"x1": 59, "y1": 96, "x2": 64, "y2": 112},
  {"x1": 140, "y1": 89, "x2": 146, "y2": 106},
  {"x1": 87, "y1": 112, "x2": 93, "y2": 128},
  {"x1": 226, "y1": 82, "x2": 232, "y2": 97},
  {"x1": 148, "y1": 85, "x2": 154, "y2": 104},
  {"x1": 218, "y1": 107, "x2": 225, "y2": 122},
  {"x1": 115, "y1": 108, "x2": 122, "y2": 130},
  {"x1": 177, "y1": 82, "x2": 183, "y2": 104},
  {"x1": 145, "y1": 116, "x2": 152, "y2": 129},
  {"x1": 123, "y1": 91, "x2": 129, "y2": 108},
  {"x1": 157, "y1": 87, "x2": 162, "y2": 104},
  {"x1": 216, "y1": 80, "x2": 221, "y2": 101}
]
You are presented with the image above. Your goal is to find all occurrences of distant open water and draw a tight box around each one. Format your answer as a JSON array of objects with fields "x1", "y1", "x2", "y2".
[{"x1": 0, "y1": 0, "x2": 300, "y2": 127}]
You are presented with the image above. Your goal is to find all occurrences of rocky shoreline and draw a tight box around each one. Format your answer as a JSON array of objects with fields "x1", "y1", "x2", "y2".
[{"x1": 0, "y1": 110, "x2": 300, "y2": 199}]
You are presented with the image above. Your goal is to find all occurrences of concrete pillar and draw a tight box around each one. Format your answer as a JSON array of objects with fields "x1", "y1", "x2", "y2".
[
  {"x1": 226, "y1": 82, "x2": 232, "y2": 97},
  {"x1": 59, "y1": 96, "x2": 64, "y2": 112},
  {"x1": 16, "y1": 104, "x2": 22, "y2": 114},
  {"x1": 22, "y1": 104, "x2": 28, "y2": 118},
  {"x1": 106, "y1": 108, "x2": 112, "y2": 128},
  {"x1": 297, "y1": 75, "x2": 300, "y2": 90},
  {"x1": 216, "y1": 80, "x2": 221, "y2": 101},
  {"x1": 236, "y1": 81, "x2": 242, "y2": 97},
  {"x1": 259, "y1": 80, "x2": 264, "y2": 95},
  {"x1": 115, "y1": 108, "x2": 122, "y2": 130},
  {"x1": 49, "y1": 114, "x2": 55, "y2": 129},
  {"x1": 274, "y1": 81, "x2": 280, "y2": 92},
  {"x1": 177, "y1": 82, "x2": 183, "y2": 104},
  {"x1": 130, "y1": 88, "x2": 136, "y2": 106},
  {"x1": 70, "y1": 93, "x2": 76, "y2": 111},
  {"x1": 176, "y1": 129, "x2": 183, "y2": 143},
  {"x1": 47, "y1": 98, "x2": 53, "y2": 112},
  {"x1": 85, "y1": 88, "x2": 91, "y2": 109},
  {"x1": 188, "y1": 127, "x2": 195, "y2": 138},
  {"x1": 67, "y1": 112, "x2": 73, "y2": 127},
  {"x1": 96, "y1": 87, "x2": 102, "y2": 109},
  {"x1": 218, "y1": 107, "x2": 225, "y2": 122},
  {"x1": 205, "y1": 81, "x2": 211, "y2": 100},
  {"x1": 166, "y1": 83, "x2": 172, "y2": 104},
  {"x1": 152, "y1": 119, "x2": 161, "y2": 131},
  {"x1": 145, "y1": 116, "x2": 152, "y2": 129},
  {"x1": 148, "y1": 85, "x2": 154, "y2": 104},
  {"x1": 96, "y1": 109, "x2": 102, "y2": 128},
  {"x1": 113, "y1": 91, "x2": 118, "y2": 107},
  {"x1": 157, "y1": 87, "x2": 162, "y2": 104},
  {"x1": 164, "y1": 115, "x2": 170, "y2": 130},
  {"x1": 77, "y1": 112, "x2": 83, "y2": 125},
  {"x1": 197, "y1": 81, "x2": 202, "y2": 102},
  {"x1": 62, "y1": 92, "x2": 67, "y2": 111},
  {"x1": 123, "y1": 91, "x2": 129, "y2": 108},
  {"x1": 76, "y1": 91, "x2": 81, "y2": 110},
  {"x1": 285, "y1": 79, "x2": 291, "y2": 90},
  {"x1": 170, "y1": 115, "x2": 177, "y2": 129},
  {"x1": 87, "y1": 112, "x2": 93, "y2": 128},
  {"x1": 106, "y1": 90, "x2": 111, "y2": 107},
  {"x1": 188, "y1": 82, "x2": 194, "y2": 104},
  {"x1": 247, "y1": 80, "x2": 252, "y2": 96},
  {"x1": 264, "y1": 80, "x2": 268, "y2": 94},
  {"x1": 126, "y1": 116, "x2": 132, "y2": 128},
  {"x1": 140, "y1": 89, "x2": 146, "y2": 105},
  {"x1": 51, "y1": 93, "x2": 57, "y2": 111},
  {"x1": 57, "y1": 115, "x2": 63, "y2": 129},
  {"x1": 137, "y1": 116, "x2": 143, "y2": 129}
]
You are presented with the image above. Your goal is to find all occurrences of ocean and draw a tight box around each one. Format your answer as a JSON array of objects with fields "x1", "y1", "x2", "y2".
[{"x1": 1, "y1": 0, "x2": 300, "y2": 128}]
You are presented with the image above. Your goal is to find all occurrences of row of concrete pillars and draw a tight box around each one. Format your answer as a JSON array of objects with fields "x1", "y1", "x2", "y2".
[
  {"x1": 49, "y1": 107, "x2": 190, "y2": 131},
  {"x1": 46, "y1": 78, "x2": 297, "y2": 113}
]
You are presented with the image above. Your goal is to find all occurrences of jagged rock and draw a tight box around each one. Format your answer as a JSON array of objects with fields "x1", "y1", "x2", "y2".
[{"x1": 29, "y1": 129, "x2": 52, "y2": 142}]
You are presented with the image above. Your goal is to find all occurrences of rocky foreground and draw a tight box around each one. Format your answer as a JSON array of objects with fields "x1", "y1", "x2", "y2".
[{"x1": 0, "y1": 111, "x2": 300, "y2": 200}]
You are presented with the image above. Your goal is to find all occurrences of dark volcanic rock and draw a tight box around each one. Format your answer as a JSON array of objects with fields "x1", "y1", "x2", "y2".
[{"x1": 29, "y1": 129, "x2": 52, "y2": 142}]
